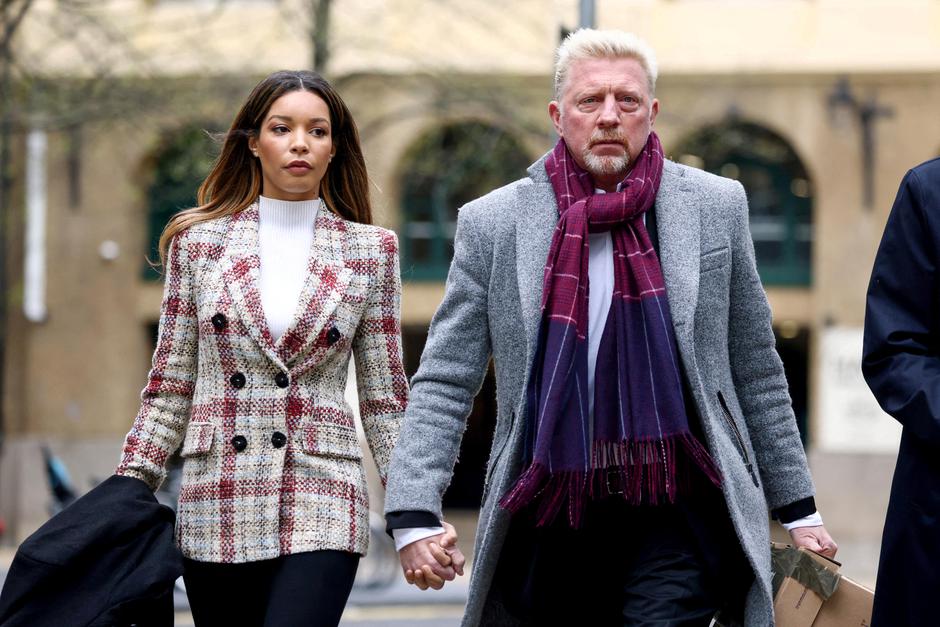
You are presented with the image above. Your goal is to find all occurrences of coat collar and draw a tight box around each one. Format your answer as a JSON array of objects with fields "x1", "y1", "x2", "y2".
[
  {"x1": 515, "y1": 155, "x2": 699, "y2": 364},
  {"x1": 220, "y1": 201, "x2": 353, "y2": 370}
]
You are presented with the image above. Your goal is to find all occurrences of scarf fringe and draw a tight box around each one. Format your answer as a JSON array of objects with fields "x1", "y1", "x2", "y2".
[{"x1": 499, "y1": 433, "x2": 723, "y2": 528}]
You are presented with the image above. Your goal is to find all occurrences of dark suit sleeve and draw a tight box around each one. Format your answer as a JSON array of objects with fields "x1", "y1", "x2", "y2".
[
  {"x1": 385, "y1": 510, "x2": 442, "y2": 535},
  {"x1": 772, "y1": 496, "x2": 817, "y2": 524},
  {"x1": 863, "y1": 168, "x2": 940, "y2": 444}
]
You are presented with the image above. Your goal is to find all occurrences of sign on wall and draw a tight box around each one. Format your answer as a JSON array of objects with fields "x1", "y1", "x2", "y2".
[{"x1": 817, "y1": 326, "x2": 902, "y2": 453}]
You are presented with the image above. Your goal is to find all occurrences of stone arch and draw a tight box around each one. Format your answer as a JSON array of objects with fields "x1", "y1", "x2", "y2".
[
  {"x1": 673, "y1": 120, "x2": 814, "y2": 286},
  {"x1": 396, "y1": 119, "x2": 531, "y2": 279},
  {"x1": 140, "y1": 122, "x2": 220, "y2": 278}
]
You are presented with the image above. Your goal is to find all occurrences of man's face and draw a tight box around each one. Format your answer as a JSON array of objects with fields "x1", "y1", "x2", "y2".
[{"x1": 550, "y1": 56, "x2": 659, "y2": 191}]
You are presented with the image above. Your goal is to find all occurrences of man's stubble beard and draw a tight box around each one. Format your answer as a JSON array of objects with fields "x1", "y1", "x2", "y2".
[
  {"x1": 581, "y1": 127, "x2": 634, "y2": 179},
  {"x1": 582, "y1": 150, "x2": 631, "y2": 179}
]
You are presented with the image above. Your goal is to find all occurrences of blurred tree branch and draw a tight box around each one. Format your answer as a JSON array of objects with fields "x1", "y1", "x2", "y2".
[
  {"x1": 311, "y1": 0, "x2": 332, "y2": 74},
  {"x1": 0, "y1": 0, "x2": 33, "y2": 55},
  {"x1": 0, "y1": 0, "x2": 33, "y2": 454}
]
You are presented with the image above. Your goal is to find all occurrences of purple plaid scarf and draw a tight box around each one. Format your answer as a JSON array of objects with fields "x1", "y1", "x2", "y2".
[{"x1": 500, "y1": 132, "x2": 721, "y2": 527}]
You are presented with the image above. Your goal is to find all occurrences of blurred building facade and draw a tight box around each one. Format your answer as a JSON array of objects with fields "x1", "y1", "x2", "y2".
[{"x1": 3, "y1": 0, "x2": 940, "y2": 583}]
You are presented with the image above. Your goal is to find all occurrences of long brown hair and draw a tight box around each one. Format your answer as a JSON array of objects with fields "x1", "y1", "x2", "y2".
[{"x1": 158, "y1": 70, "x2": 372, "y2": 264}]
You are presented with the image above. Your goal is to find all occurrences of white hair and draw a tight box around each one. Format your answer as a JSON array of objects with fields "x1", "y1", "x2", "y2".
[{"x1": 553, "y1": 29, "x2": 659, "y2": 100}]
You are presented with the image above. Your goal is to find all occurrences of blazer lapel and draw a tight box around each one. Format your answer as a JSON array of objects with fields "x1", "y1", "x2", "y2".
[
  {"x1": 220, "y1": 203, "x2": 285, "y2": 369},
  {"x1": 516, "y1": 156, "x2": 559, "y2": 363},
  {"x1": 655, "y1": 161, "x2": 699, "y2": 346},
  {"x1": 274, "y1": 209, "x2": 353, "y2": 366}
]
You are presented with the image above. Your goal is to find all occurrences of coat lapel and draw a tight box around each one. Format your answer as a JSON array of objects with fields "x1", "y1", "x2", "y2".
[
  {"x1": 655, "y1": 161, "x2": 699, "y2": 346},
  {"x1": 274, "y1": 209, "x2": 353, "y2": 366},
  {"x1": 220, "y1": 203, "x2": 285, "y2": 369},
  {"x1": 516, "y1": 157, "x2": 559, "y2": 362}
]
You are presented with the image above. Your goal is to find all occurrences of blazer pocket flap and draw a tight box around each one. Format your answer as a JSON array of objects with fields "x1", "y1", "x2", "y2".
[
  {"x1": 303, "y1": 422, "x2": 362, "y2": 460},
  {"x1": 700, "y1": 246, "x2": 730, "y2": 273},
  {"x1": 181, "y1": 422, "x2": 216, "y2": 457}
]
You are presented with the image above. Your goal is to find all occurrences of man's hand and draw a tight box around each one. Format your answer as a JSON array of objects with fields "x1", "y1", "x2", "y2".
[
  {"x1": 398, "y1": 521, "x2": 466, "y2": 590},
  {"x1": 789, "y1": 525, "x2": 838, "y2": 559}
]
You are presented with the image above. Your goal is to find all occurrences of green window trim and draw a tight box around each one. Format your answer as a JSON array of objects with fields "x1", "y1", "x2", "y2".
[
  {"x1": 675, "y1": 121, "x2": 813, "y2": 287},
  {"x1": 398, "y1": 121, "x2": 530, "y2": 281},
  {"x1": 143, "y1": 124, "x2": 220, "y2": 280}
]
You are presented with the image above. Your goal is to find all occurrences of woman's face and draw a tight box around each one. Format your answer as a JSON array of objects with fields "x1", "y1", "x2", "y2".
[{"x1": 248, "y1": 90, "x2": 335, "y2": 201}]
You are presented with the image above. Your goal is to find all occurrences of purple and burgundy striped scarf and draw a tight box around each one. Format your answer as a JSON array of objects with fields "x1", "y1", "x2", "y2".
[{"x1": 500, "y1": 132, "x2": 722, "y2": 527}]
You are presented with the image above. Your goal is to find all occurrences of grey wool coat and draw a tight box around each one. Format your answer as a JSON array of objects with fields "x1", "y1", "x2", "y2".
[{"x1": 385, "y1": 155, "x2": 815, "y2": 626}]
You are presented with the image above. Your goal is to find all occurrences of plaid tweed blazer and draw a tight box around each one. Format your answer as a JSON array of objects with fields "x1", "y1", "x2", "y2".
[{"x1": 116, "y1": 202, "x2": 407, "y2": 563}]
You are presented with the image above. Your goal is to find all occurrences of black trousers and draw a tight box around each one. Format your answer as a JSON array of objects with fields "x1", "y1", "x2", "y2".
[
  {"x1": 183, "y1": 550, "x2": 360, "y2": 627},
  {"x1": 492, "y1": 491, "x2": 752, "y2": 627}
]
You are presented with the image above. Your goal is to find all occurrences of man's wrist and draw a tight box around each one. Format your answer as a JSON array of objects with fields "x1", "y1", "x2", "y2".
[
  {"x1": 782, "y1": 511, "x2": 824, "y2": 532},
  {"x1": 392, "y1": 526, "x2": 446, "y2": 552}
]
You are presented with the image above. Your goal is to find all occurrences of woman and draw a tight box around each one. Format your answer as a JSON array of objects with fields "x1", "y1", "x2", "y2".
[{"x1": 115, "y1": 70, "x2": 409, "y2": 626}]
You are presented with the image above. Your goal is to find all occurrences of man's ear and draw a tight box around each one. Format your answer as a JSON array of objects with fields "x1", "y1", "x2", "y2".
[
  {"x1": 650, "y1": 99, "x2": 659, "y2": 126},
  {"x1": 549, "y1": 101, "x2": 563, "y2": 137}
]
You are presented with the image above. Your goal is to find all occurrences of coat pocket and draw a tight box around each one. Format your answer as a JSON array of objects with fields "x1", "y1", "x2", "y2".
[
  {"x1": 718, "y1": 390, "x2": 760, "y2": 488},
  {"x1": 716, "y1": 391, "x2": 760, "y2": 488},
  {"x1": 302, "y1": 422, "x2": 363, "y2": 461},
  {"x1": 700, "y1": 246, "x2": 730, "y2": 273},
  {"x1": 180, "y1": 422, "x2": 216, "y2": 457}
]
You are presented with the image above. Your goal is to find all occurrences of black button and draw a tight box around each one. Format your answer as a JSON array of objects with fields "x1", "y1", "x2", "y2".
[
  {"x1": 271, "y1": 432, "x2": 287, "y2": 448},
  {"x1": 326, "y1": 326, "x2": 342, "y2": 345},
  {"x1": 274, "y1": 372, "x2": 289, "y2": 388},
  {"x1": 229, "y1": 372, "x2": 246, "y2": 389},
  {"x1": 231, "y1": 435, "x2": 248, "y2": 452},
  {"x1": 211, "y1": 313, "x2": 228, "y2": 330}
]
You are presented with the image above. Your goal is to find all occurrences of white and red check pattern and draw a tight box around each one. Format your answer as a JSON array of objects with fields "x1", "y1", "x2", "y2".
[{"x1": 117, "y1": 203, "x2": 407, "y2": 563}]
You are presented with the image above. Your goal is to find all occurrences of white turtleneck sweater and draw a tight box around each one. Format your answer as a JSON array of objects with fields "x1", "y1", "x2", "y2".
[{"x1": 258, "y1": 195, "x2": 320, "y2": 341}]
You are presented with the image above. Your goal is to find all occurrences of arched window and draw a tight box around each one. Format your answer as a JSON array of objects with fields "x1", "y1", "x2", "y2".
[
  {"x1": 398, "y1": 121, "x2": 530, "y2": 279},
  {"x1": 143, "y1": 124, "x2": 219, "y2": 279},
  {"x1": 674, "y1": 122, "x2": 813, "y2": 286}
]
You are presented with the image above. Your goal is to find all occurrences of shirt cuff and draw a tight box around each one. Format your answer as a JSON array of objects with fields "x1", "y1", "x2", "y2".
[
  {"x1": 781, "y1": 511, "x2": 824, "y2": 532},
  {"x1": 392, "y1": 527, "x2": 447, "y2": 552}
]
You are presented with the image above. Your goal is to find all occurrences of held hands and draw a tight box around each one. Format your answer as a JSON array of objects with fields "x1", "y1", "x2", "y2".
[
  {"x1": 789, "y1": 524, "x2": 839, "y2": 559},
  {"x1": 399, "y1": 521, "x2": 466, "y2": 590}
]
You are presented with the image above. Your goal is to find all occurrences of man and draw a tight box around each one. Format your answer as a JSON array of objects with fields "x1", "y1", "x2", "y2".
[
  {"x1": 385, "y1": 29, "x2": 836, "y2": 626},
  {"x1": 862, "y1": 157, "x2": 940, "y2": 625}
]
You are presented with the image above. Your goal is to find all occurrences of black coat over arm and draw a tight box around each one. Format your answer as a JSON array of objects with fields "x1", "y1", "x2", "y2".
[
  {"x1": 0, "y1": 475, "x2": 183, "y2": 627},
  {"x1": 862, "y1": 157, "x2": 940, "y2": 626}
]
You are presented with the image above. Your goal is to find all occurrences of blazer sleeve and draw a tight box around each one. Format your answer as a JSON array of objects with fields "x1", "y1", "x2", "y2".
[
  {"x1": 353, "y1": 230, "x2": 408, "y2": 486},
  {"x1": 725, "y1": 180, "x2": 815, "y2": 511},
  {"x1": 863, "y1": 168, "x2": 940, "y2": 444},
  {"x1": 384, "y1": 207, "x2": 493, "y2": 521},
  {"x1": 115, "y1": 231, "x2": 198, "y2": 491}
]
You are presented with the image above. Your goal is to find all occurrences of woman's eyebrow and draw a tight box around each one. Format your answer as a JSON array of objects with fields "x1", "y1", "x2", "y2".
[{"x1": 267, "y1": 114, "x2": 330, "y2": 124}]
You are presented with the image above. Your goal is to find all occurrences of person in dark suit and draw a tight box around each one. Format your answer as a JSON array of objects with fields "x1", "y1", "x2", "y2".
[{"x1": 862, "y1": 156, "x2": 940, "y2": 626}]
